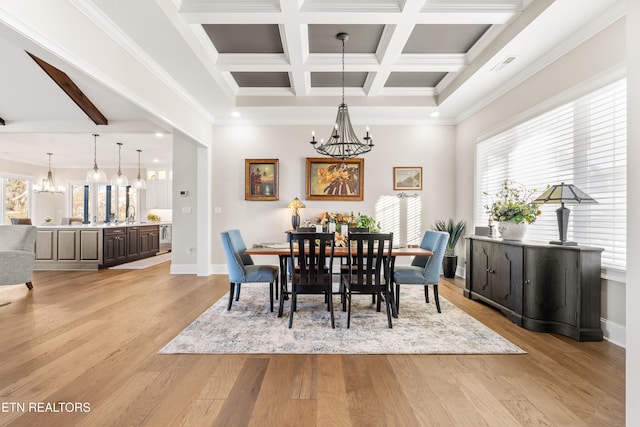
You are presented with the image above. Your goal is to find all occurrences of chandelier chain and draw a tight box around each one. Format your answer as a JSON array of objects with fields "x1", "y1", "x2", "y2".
[{"x1": 341, "y1": 35, "x2": 345, "y2": 105}]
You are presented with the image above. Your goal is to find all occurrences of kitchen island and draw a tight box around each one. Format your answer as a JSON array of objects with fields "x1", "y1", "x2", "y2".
[{"x1": 34, "y1": 223, "x2": 163, "y2": 270}]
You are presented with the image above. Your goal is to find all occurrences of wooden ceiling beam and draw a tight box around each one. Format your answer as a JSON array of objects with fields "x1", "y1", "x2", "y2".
[{"x1": 26, "y1": 51, "x2": 108, "y2": 125}]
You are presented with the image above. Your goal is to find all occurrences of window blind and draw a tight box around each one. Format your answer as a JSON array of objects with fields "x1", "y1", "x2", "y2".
[{"x1": 476, "y1": 79, "x2": 627, "y2": 269}]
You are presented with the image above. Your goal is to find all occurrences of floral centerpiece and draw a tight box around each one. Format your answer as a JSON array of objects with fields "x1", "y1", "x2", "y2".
[
  {"x1": 484, "y1": 180, "x2": 542, "y2": 240},
  {"x1": 318, "y1": 211, "x2": 351, "y2": 226},
  {"x1": 307, "y1": 212, "x2": 380, "y2": 246},
  {"x1": 311, "y1": 211, "x2": 380, "y2": 232}
]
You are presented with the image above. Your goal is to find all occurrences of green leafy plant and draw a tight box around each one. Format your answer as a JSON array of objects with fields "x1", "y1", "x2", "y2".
[
  {"x1": 484, "y1": 180, "x2": 542, "y2": 224},
  {"x1": 432, "y1": 218, "x2": 466, "y2": 256},
  {"x1": 355, "y1": 213, "x2": 380, "y2": 232},
  {"x1": 147, "y1": 213, "x2": 160, "y2": 222}
]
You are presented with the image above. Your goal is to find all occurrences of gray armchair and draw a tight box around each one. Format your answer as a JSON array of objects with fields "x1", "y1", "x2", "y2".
[{"x1": 0, "y1": 225, "x2": 38, "y2": 290}]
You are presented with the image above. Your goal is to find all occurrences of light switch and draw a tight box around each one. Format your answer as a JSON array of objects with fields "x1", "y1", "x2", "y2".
[
  {"x1": 182, "y1": 206, "x2": 192, "y2": 214},
  {"x1": 214, "y1": 207, "x2": 222, "y2": 214}
]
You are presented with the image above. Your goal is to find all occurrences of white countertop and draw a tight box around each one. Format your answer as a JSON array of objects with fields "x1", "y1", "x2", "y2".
[{"x1": 38, "y1": 222, "x2": 170, "y2": 229}]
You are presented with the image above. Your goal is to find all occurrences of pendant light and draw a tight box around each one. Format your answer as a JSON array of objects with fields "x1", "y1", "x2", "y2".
[
  {"x1": 86, "y1": 133, "x2": 107, "y2": 183},
  {"x1": 34, "y1": 153, "x2": 65, "y2": 194},
  {"x1": 133, "y1": 149, "x2": 147, "y2": 189},
  {"x1": 111, "y1": 142, "x2": 129, "y2": 186}
]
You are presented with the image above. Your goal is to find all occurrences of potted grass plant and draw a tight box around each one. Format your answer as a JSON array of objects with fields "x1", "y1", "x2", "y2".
[{"x1": 432, "y1": 218, "x2": 466, "y2": 278}]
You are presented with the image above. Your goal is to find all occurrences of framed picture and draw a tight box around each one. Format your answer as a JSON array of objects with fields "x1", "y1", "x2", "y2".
[
  {"x1": 393, "y1": 166, "x2": 422, "y2": 191},
  {"x1": 306, "y1": 157, "x2": 364, "y2": 201},
  {"x1": 245, "y1": 159, "x2": 279, "y2": 201}
]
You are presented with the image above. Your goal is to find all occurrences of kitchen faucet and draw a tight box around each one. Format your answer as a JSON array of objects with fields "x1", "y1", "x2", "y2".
[{"x1": 127, "y1": 206, "x2": 136, "y2": 224}]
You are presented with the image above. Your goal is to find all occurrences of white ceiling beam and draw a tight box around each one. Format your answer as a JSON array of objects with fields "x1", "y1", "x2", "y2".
[
  {"x1": 216, "y1": 54, "x2": 291, "y2": 71},
  {"x1": 305, "y1": 54, "x2": 379, "y2": 72},
  {"x1": 394, "y1": 54, "x2": 467, "y2": 71},
  {"x1": 279, "y1": 0, "x2": 310, "y2": 96},
  {"x1": 178, "y1": 12, "x2": 514, "y2": 25}
]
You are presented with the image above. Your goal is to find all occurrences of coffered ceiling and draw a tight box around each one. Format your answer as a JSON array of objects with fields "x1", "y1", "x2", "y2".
[{"x1": 0, "y1": 0, "x2": 626, "y2": 168}]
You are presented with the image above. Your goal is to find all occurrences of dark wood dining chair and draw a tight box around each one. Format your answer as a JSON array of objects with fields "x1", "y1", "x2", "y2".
[
  {"x1": 286, "y1": 232, "x2": 335, "y2": 328},
  {"x1": 340, "y1": 226, "x2": 371, "y2": 292},
  {"x1": 341, "y1": 232, "x2": 394, "y2": 328}
]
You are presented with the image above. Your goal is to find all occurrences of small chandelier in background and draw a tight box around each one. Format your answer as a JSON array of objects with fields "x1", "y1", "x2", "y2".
[
  {"x1": 34, "y1": 153, "x2": 65, "y2": 194},
  {"x1": 111, "y1": 142, "x2": 129, "y2": 187},
  {"x1": 86, "y1": 133, "x2": 107, "y2": 183},
  {"x1": 310, "y1": 32, "x2": 373, "y2": 162},
  {"x1": 133, "y1": 149, "x2": 147, "y2": 190}
]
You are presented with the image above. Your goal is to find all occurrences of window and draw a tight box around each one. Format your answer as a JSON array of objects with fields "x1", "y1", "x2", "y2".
[
  {"x1": 476, "y1": 79, "x2": 626, "y2": 269},
  {"x1": 70, "y1": 183, "x2": 88, "y2": 220},
  {"x1": 70, "y1": 182, "x2": 140, "y2": 224},
  {"x1": 375, "y1": 195, "x2": 422, "y2": 247},
  {"x1": 1, "y1": 176, "x2": 32, "y2": 224}
]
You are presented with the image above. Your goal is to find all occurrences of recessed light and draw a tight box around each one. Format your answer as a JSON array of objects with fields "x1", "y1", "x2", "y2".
[
  {"x1": 430, "y1": 111, "x2": 440, "y2": 118},
  {"x1": 153, "y1": 158, "x2": 159, "y2": 163},
  {"x1": 231, "y1": 111, "x2": 241, "y2": 118},
  {"x1": 154, "y1": 132, "x2": 164, "y2": 138}
]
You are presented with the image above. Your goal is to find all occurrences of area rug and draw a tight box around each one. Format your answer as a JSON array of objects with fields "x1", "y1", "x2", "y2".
[
  {"x1": 109, "y1": 252, "x2": 171, "y2": 269},
  {"x1": 159, "y1": 285, "x2": 525, "y2": 355}
]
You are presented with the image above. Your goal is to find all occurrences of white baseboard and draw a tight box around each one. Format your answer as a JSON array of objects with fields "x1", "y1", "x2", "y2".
[
  {"x1": 601, "y1": 317, "x2": 626, "y2": 348},
  {"x1": 169, "y1": 264, "x2": 197, "y2": 275},
  {"x1": 211, "y1": 264, "x2": 228, "y2": 275}
]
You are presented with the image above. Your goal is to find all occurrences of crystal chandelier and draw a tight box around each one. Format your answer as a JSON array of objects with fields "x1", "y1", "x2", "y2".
[
  {"x1": 86, "y1": 133, "x2": 107, "y2": 183},
  {"x1": 310, "y1": 32, "x2": 373, "y2": 161},
  {"x1": 111, "y1": 142, "x2": 129, "y2": 187},
  {"x1": 34, "y1": 153, "x2": 65, "y2": 194}
]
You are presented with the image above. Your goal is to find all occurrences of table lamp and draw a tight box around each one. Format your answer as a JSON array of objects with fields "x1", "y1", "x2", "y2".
[
  {"x1": 287, "y1": 197, "x2": 305, "y2": 230},
  {"x1": 532, "y1": 182, "x2": 597, "y2": 246}
]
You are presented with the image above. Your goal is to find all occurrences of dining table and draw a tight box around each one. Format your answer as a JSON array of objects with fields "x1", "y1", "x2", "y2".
[{"x1": 244, "y1": 243, "x2": 433, "y2": 318}]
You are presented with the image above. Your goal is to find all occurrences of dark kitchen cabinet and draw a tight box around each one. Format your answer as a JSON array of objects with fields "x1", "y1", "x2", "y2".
[{"x1": 103, "y1": 227, "x2": 127, "y2": 267}]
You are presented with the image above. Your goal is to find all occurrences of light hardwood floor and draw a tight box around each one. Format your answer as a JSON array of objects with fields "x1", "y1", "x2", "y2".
[{"x1": 0, "y1": 262, "x2": 625, "y2": 426}]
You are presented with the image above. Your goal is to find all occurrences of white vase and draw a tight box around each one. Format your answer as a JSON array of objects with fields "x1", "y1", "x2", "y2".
[{"x1": 498, "y1": 221, "x2": 527, "y2": 241}]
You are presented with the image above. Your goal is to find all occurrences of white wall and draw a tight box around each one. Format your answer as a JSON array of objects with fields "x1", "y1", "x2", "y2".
[
  {"x1": 455, "y1": 18, "x2": 627, "y2": 344},
  {"x1": 208, "y1": 124, "x2": 457, "y2": 267},
  {"x1": 626, "y1": 2, "x2": 639, "y2": 424},
  {"x1": 170, "y1": 132, "x2": 199, "y2": 270}
]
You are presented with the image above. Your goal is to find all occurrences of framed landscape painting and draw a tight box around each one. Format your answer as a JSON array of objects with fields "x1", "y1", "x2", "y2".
[
  {"x1": 245, "y1": 159, "x2": 278, "y2": 201},
  {"x1": 393, "y1": 166, "x2": 422, "y2": 191},
  {"x1": 306, "y1": 157, "x2": 364, "y2": 201}
]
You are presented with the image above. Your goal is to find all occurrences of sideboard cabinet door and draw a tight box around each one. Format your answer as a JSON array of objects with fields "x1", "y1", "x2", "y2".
[
  {"x1": 524, "y1": 247, "x2": 579, "y2": 326},
  {"x1": 467, "y1": 239, "x2": 523, "y2": 323},
  {"x1": 491, "y1": 243, "x2": 523, "y2": 312}
]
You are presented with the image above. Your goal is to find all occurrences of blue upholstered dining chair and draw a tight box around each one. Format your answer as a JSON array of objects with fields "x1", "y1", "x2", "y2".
[
  {"x1": 220, "y1": 230, "x2": 279, "y2": 312},
  {"x1": 392, "y1": 230, "x2": 449, "y2": 314}
]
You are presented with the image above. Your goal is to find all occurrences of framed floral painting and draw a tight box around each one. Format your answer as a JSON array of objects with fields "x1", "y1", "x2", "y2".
[
  {"x1": 306, "y1": 157, "x2": 364, "y2": 201},
  {"x1": 393, "y1": 166, "x2": 422, "y2": 191},
  {"x1": 245, "y1": 159, "x2": 278, "y2": 201}
]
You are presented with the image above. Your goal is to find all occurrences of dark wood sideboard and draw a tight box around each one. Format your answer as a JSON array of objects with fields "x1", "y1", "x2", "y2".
[{"x1": 464, "y1": 236, "x2": 604, "y2": 341}]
